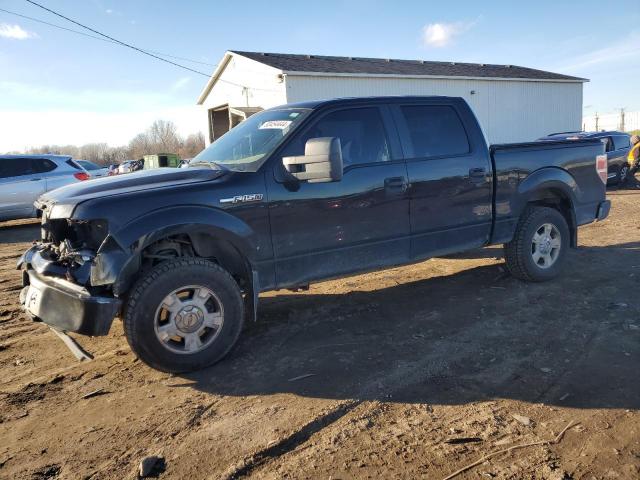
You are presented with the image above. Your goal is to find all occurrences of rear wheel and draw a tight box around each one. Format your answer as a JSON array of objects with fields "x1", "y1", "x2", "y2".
[
  {"x1": 504, "y1": 206, "x2": 569, "y2": 282},
  {"x1": 617, "y1": 164, "x2": 630, "y2": 184},
  {"x1": 123, "y1": 258, "x2": 244, "y2": 373}
]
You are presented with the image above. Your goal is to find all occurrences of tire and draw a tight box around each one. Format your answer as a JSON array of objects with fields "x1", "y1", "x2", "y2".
[
  {"x1": 617, "y1": 164, "x2": 629, "y2": 184},
  {"x1": 503, "y1": 206, "x2": 570, "y2": 282},
  {"x1": 123, "y1": 258, "x2": 244, "y2": 373}
]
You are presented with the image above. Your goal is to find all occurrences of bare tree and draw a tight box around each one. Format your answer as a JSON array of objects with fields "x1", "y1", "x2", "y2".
[
  {"x1": 148, "y1": 120, "x2": 182, "y2": 153},
  {"x1": 104, "y1": 146, "x2": 128, "y2": 165},
  {"x1": 79, "y1": 143, "x2": 110, "y2": 165},
  {"x1": 128, "y1": 132, "x2": 153, "y2": 159},
  {"x1": 13, "y1": 120, "x2": 206, "y2": 165},
  {"x1": 179, "y1": 132, "x2": 205, "y2": 159}
]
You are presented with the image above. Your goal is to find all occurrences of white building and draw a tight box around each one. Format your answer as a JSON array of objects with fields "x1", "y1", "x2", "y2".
[{"x1": 197, "y1": 51, "x2": 587, "y2": 145}]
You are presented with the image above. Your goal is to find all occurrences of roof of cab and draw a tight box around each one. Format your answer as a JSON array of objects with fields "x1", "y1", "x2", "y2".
[{"x1": 270, "y1": 95, "x2": 465, "y2": 110}]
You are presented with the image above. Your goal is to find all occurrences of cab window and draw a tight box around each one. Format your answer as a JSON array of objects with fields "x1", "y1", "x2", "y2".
[
  {"x1": 283, "y1": 107, "x2": 390, "y2": 167},
  {"x1": 399, "y1": 105, "x2": 470, "y2": 158}
]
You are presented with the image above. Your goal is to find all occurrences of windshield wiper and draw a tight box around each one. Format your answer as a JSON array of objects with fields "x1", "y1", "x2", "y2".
[{"x1": 189, "y1": 160, "x2": 224, "y2": 170}]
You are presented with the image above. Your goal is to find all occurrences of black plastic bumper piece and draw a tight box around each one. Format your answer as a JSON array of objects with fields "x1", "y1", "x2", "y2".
[
  {"x1": 596, "y1": 200, "x2": 611, "y2": 221},
  {"x1": 20, "y1": 270, "x2": 120, "y2": 336}
]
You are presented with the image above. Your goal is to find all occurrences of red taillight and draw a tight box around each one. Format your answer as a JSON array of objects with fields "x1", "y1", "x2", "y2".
[
  {"x1": 74, "y1": 172, "x2": 90, "y2": 181},
  {"x1": 596, "y1": 154, "x2": 607, "y2": 184}
]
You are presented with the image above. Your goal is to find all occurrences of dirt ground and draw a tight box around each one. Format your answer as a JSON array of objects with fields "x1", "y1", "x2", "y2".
[{"x1": 0, "y1": 188, "x2": 639, "y2": 480}]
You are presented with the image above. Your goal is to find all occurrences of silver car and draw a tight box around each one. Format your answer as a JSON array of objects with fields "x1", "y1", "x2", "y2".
[{"x1": 0, "y1": 155, "x2": 91, "y2": 221}]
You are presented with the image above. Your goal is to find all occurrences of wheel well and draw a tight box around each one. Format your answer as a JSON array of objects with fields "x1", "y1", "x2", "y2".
[
  {"x1": 139, "y1": 233, "x2": 252, "y2": 292},
  {"x1": 526, "y1": 188, "x2": 577, "y2": 247}
]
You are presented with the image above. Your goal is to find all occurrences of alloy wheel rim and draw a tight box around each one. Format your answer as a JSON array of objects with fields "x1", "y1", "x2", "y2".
[
  {"x1": 620, "y1": 166, "x2": 629, "y2": 179},
  {"x1": 153, "y1": 285, "x2": 224, "y2": 354},
  {"x1": 531, "y1": 223, "x2": 561, "y2": 269}
]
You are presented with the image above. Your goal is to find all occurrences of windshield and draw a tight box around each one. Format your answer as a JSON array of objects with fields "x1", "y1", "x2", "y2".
[{"x1": 191, "y1": 108, "x2": 310, "y2": 172}]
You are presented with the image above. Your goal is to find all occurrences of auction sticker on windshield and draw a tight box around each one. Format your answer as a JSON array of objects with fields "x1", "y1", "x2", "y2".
[{"x1": 259, "y1": 120, "x2": 292, "y2": 130}]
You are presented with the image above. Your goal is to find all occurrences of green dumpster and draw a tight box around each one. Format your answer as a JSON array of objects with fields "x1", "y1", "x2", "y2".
[{"x1": 143, "y1": 153, "x2": 180, "y2": 169}]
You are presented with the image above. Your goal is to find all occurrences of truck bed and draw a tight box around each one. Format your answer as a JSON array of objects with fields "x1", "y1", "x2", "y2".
[{"x1": 489, "y1": 139, "x2": 606, "y2": 245}]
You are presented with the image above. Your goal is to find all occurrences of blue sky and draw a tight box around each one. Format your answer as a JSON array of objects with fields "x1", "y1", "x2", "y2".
[{"x1": 0, "y1": 0, "x2": 639, "y2": 151}]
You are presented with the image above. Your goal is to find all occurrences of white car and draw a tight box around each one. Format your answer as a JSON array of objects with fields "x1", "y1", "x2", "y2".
[
  {"x1": 117, "y1": 160, "x2": 141, "y2": 174},
  {"x1": 0, "y1": 154, "x2": 91, "y2": 221}
]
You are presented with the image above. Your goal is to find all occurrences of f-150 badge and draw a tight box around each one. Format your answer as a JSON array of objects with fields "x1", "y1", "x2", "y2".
[{"x1": 220, "y1": 194, "x2": 264, "y2": 205}]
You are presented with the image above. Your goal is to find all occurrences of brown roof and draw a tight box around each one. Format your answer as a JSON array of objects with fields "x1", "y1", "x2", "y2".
[{"x1": 231, "y1": 50, "x2": 585, "y2": 82}]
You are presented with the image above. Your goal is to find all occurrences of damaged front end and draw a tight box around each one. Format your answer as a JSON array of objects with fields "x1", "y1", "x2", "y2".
[{"x1": 18, "y1": 205, "x2": 124, "y2": 337}]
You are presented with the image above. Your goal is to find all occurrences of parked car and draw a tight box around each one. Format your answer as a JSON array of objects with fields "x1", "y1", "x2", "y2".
[
  {"x1": 117, "y1": 160, "x2": 143, "y2": 174},
  {"x1": 0, "y1": 155, "x2": 90, "y2": 221},
  {"x1": 76, "y1": 160, "x2": 109, "y2": 178},
  {"x1": 18, "y1": 96, "x2": 609, "y2": 373},
  {"x1": 538, "y1": 131, "x2": 631, "y2": 184}
]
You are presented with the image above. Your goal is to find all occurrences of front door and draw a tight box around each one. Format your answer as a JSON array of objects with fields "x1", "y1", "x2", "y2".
[
  {"x1": 391, "y1": 102, "x2": 493, "y2": 259},
  {"x1": 266, "y1": 105, "x2": 410, "y2": 288}
]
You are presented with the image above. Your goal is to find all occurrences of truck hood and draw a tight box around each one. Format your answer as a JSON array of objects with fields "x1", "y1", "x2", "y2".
[{"x1": 37, "y1": 167, "x2": 225, "y2": 218}]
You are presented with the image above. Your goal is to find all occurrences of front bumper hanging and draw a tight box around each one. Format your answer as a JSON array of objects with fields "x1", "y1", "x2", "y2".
[{"x1": 19, "y1": 248, "x2": 120, "y2": 336}]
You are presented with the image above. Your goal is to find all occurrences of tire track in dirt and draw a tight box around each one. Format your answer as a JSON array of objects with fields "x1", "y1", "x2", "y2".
[{"x1": 226, "y1": 265, "x2": 622, "y2": 478}]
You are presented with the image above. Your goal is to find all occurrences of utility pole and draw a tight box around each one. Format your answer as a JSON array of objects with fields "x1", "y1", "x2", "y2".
[
  {"x1": 595, "y1": 112, "x2": 599, "y2": 132},
  {"x1": 620, "y1": 108, "x2": 626, "y2": 131}
]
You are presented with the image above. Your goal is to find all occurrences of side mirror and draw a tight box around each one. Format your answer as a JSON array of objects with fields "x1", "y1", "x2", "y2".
[{"x1": 282, "y1": 137, "x2": 343, "y2": 183}]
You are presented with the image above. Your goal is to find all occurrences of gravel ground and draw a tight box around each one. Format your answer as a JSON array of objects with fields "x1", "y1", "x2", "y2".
[{"x1": 0, "y1": 187, "x2": 638, "y2": 480}]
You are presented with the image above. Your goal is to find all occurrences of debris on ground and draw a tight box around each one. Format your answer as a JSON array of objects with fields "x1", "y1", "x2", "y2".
[
  {"x1": 138, "y1": 455, "x2": 164, "y2": 478},
  {"x1": 512, "y1": 414, "x2": 533, "y2": 426},
  {"x1": 81, "y1": 389, "x2": 108, "y2": 400}
]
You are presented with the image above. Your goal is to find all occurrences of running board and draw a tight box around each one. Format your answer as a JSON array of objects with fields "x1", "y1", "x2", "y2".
[{"x1": 50, "y1": 327, "x2": 94, "y2": 362}]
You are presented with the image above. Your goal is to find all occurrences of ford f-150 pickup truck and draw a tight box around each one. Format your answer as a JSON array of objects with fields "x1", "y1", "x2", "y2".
[{"x1": 18, "y1": 96, "x2": 610, "y2": 373}]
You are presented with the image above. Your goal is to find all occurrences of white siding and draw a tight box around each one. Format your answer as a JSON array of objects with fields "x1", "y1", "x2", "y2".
[
  {"x1": 200, "y1": 55, "x2": 287, "y2": 145},
  {"x1": 284, "y1": 75, "x2": 582, "y2": 144}
]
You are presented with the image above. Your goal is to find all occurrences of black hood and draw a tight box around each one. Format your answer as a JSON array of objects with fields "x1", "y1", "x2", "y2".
[{"x1": 37, "y1": 167, "x2": 225, "y2": 218}]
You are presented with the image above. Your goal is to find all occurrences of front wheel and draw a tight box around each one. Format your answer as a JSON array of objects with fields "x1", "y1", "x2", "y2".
[
  {"x1": 123, "y1": 258, "x2": 244, "y2": 373},
  {"x1": 504, "y1": 206, "x2": 569, "y2": 282}
]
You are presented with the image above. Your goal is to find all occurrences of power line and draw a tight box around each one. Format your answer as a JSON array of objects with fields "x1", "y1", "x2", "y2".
[
  {"x1": 24, "y1": 0, "x2": 212, "y2": 77},
  {"x1": 0, "y1": 7, "x2": 217, "y2": 67},
  {"x1": 17, "y1": 1, "x2": 284, "y2": 93}
]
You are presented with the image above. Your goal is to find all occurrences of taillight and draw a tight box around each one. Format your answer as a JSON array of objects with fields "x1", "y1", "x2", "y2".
[
  {"x1": 596, "y1": 154, "x2": 607, "y2": 184},
  {"x1": 74, "y1": 172, "x2": 90, "y2": 181}
]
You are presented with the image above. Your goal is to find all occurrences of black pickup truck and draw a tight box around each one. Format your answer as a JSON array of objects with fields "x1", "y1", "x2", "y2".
[{"x1": 18, "y1": 96, "x2": 610, "y2": 373}]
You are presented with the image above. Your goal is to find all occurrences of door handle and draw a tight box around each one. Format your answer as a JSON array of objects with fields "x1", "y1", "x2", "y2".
[
  {"x1": 469, "y1": 168, "x2": 486, "y2": 184},
  {"x1": 384, "y1": 176, "x2": 408, "y2": 192}
]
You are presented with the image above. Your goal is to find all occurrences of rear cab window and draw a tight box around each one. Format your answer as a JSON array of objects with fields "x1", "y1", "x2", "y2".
[
  {"x1": 395, "y1": 104, "x2": 470, "y2": 159},
  {"x1": 613, "y1": 135, "x2": 630, "y2": 150}
]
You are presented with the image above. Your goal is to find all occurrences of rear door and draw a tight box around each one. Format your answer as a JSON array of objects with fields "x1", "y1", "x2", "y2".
[
  {"x1": 0, "y1": 158, "x2": 46, "y2": 219},
  {"x1": 610, "y1": 135, "x2": 631, "y2": 179},
  {"x1": 391, "y1": 101, "x2": 493, "y2": 259},
  {"x1": 267, "y1": 104, "x2": 410, "y2": 287},
  {"x1": 600, "y1": 136, "x2": 619, "y2": 180}
]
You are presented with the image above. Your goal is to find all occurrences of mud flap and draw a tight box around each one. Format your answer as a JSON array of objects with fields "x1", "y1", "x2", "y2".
[
  {"x1": 49, "y1": 327, "x2": 94, "y2": 362},
  {"x1": 251, "y1": 270, "x2": 260, "y2": 322}
]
